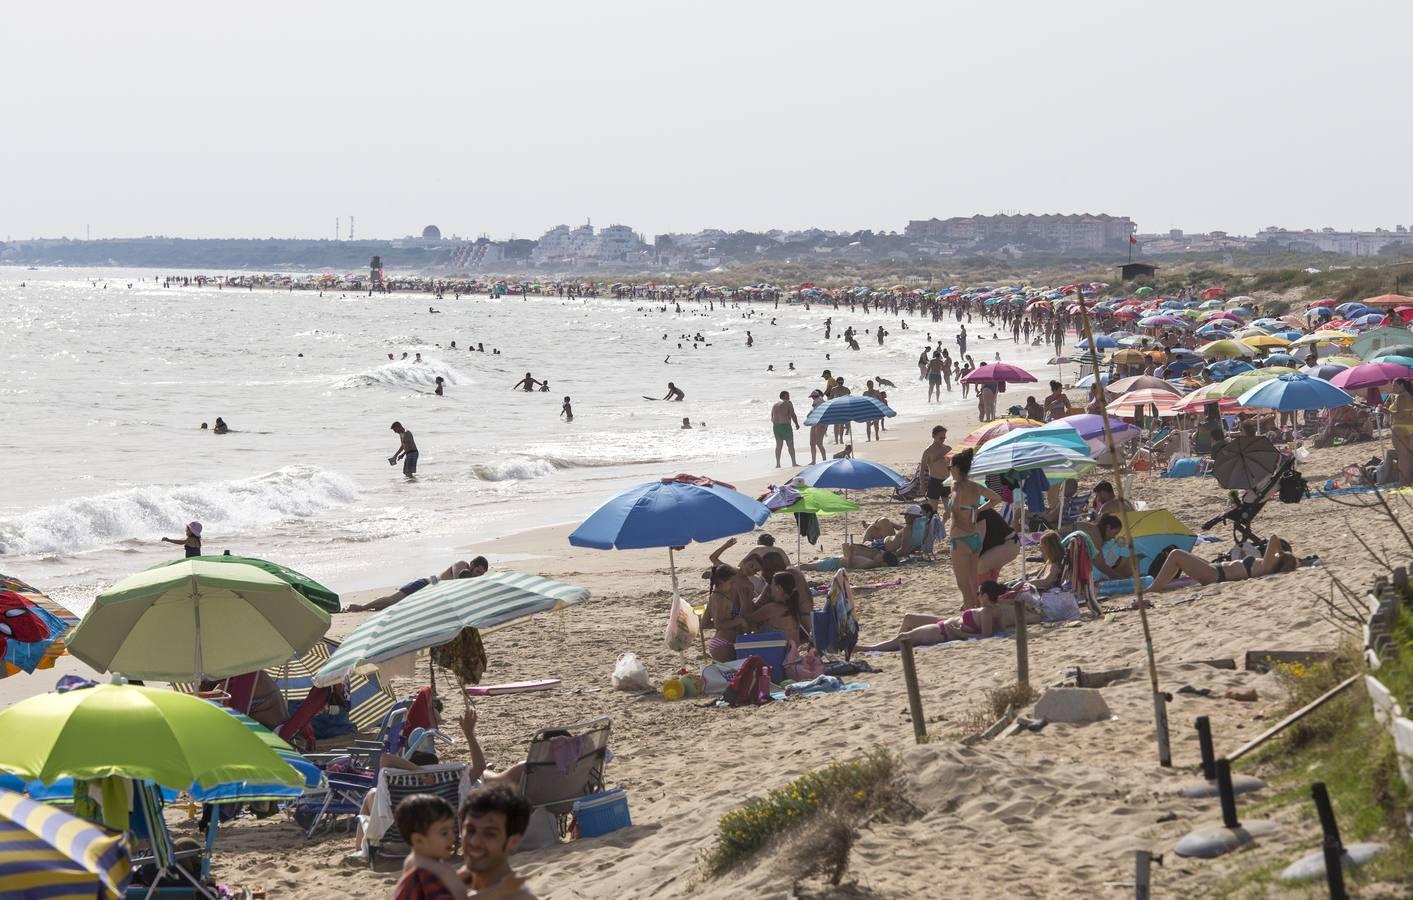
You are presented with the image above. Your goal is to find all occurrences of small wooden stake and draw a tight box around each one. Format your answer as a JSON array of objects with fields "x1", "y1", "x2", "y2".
[{"x1": 899, "y1": 638, "x2": 927, "y2": 743}]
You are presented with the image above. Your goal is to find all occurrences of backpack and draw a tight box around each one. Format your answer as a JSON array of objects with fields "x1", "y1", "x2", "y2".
[
  {"x1": 1278, "y1": 469, "x2": 1307, "y2": 504},
  {"x1": 722, "y1": 655, "x2": 773, "y2": 707}
]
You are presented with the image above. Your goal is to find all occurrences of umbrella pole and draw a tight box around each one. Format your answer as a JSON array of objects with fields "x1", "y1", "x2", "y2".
[
  {"x1": 193, "y1": 593, "x2": 203, "y2": 688},
  {"x1": 1075, "y1": 293, "x2": 1171, "y2": 767}
]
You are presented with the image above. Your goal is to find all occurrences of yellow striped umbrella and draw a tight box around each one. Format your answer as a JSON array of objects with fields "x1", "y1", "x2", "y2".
[{"x1": 0, "y1": 789, "x2": 130, "y2": 899}]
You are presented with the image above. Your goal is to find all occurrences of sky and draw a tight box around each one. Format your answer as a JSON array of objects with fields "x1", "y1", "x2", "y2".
[{"x1": 3, "y1": 1, "x2": 1411, "y2": 242}]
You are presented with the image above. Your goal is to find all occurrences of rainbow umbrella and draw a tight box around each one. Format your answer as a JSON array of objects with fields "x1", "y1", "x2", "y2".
[
  {"x1": 1108, "y1": 389, "x2": 1182, "y2": 417},
  {"x1": 0, "y1": 789, "x2": 130, "y2": 899},
  {"x1": 958, "y1": 417, "x2": 1042, "y2": 449}
]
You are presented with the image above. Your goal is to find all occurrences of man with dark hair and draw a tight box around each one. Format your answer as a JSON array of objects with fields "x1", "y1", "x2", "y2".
[
  {"x1": 1092, "y1": 481, "x2": 1134, "y2": 516},
  {"x1": 919, "y1": 426, "x2": 952, "y2": 502},
  {"x1": 1073, "y1": 513, "x2": 1133, "y2": 579},
  {"x1": 770, "y1": 390, "x2": 799, "y2": 467},
  {"x1": 459, "y1": 785, "x2": 536, "y2": 898},
  {"x1": 389, "y1": 421, "x2": 419, "y2": 477}
]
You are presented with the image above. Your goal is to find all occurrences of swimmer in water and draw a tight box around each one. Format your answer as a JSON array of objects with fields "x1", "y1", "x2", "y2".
[
  {"x1": 200, "y1": 422, "x2": 209, "y2": 430},
  {"x1": 561, "y1": 396, "x2": 573, "y2": 421},
  {"x1": 511, "y1": 372, "x2": 542, "y2": 392},
  {"x1": 681, "y1": 417, "x2": 692, "y2": 429},
  {"x1": 414, "y1": 353, "x2": 422, "y2": 363},
  {"x1": 539, "y1": 380, "x2": 550, "y2": 392},
  {"x1": 663, "y1": 382, "x2": 685, "y2": 401},
  {"x1": 213, "y1": 417, "x2": 229, "y2": 434},
  {"x1": 434, "y1": 376, "x2": 445, "y2": 396},
  {"x1": 387, "y1": 353, "x2": 394, "y2": 361}
]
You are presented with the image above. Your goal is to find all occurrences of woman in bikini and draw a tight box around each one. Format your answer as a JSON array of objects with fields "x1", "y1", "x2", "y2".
[
  {"x1": 701, "y1": 563, "x2": 751, "y2": 662},
  {"x1": 745, "y1": 571, "x2": 811, "y2": 646},
  {"x1": 1147, "y1": 533, "x2": 1298, "y2": 592},
  {"x1": 860, "y1": 581, "x2": 1009, "y2": 652},
  {"x1": 1390, "y1": 378, "x2": 1413, "y2": 486},
  {"x1": 947, "y1": 448, "x2": 1003, "y2": 610}
]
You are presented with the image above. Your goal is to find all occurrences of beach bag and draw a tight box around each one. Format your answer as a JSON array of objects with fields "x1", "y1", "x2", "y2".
[
  {"x1": 611, "y1": 653, "x2": 651, "y2": 692},
  {"x1": 722, "y1": 655, "x2": 772, "y2": 707},
  {"x1": 1037, "y1": 588, "x2": 1082, "y2": 622},
  {"x1": 1278, "y1": 469, "x2": 1307, "y2": 503},
  {"x1": 700, "y1": 659, "x2": 745, "y2": 695},
  {"x1": 783, "y1": 644, "x2": 824, "y2": 682},
  {"x1": 663, "y1": 592, "x2": 698, "y2": 653}
]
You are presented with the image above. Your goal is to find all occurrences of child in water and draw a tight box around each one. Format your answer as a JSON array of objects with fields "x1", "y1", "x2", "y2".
[{"x1": 561, "y1": 397, "x2": 573, "y2": 422}]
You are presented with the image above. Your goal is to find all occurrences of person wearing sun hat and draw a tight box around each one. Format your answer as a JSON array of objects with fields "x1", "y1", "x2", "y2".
[{"x1": 160, "y1": 521, "x2": 203, "y2": 557}]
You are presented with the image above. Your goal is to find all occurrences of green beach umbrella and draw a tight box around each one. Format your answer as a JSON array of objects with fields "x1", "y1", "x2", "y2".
[
  {"x1": 1352, "y1": 326, "x2": 1413, "y2": 360},
  {"x1": 312, "y1": 572, "x2": 590, "y2": 687},
  {"x1": 776, "y1": 487, "x2": 860, "y2": 516},
  {"x1": 0, "y1": 684, "x2": 302, "y2": 791},
  {"x1": 67, "y1": 559, "x2": 330, "y2": 684},
  {"x1": 148, "y1": 555, "x2": 340, "y2": 613}
]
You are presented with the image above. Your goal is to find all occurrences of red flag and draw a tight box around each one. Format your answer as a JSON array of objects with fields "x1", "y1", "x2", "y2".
[{"x1": 1129, "y1": 235, "x2": 1138, "y2": 245}]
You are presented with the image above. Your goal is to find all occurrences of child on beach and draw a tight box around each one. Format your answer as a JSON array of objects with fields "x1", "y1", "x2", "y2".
[{"x1": 391, "y1": 794, "x2": 465, "y2": 899}]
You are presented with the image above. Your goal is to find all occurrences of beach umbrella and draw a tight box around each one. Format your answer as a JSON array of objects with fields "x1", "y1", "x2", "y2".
[
  {"x1": 1076, "y1": 335, "x2": 1119, "y2": 351},
  {"x1": 148, "y1": 555, "x2": 340, "y2": 613},
  {"x1": 265, "y1": 637, "x2": 397, "y2": 732},
  {"x1": 1240, "y1": 334, "x2": 1291, "y2": 350},
  {"x1": 0, "y1": 578, "x2": 78, "y2": 681},
  {"x1": 313, "y1": 572, "x2": 591, "y2": 687},
  {"x1": 1074, "y1": 372, "x2": 1112, "y2": 388},
  {"x1": 985, "y1": 423, "x2": 1090, "y2": 457},
  {"x1": 1199, "y1": 339, "x2": 1255, "y2": 359},
  {"x1": 1329, "y1": 362, "x2": 1413, "y2": 392},
  {"x1": 1211, "y1": 369, "x2": 1286, "y2": 399},
  {"x1": 1171, "y1": 384, "x2": 1242, "y2": 415},
  {"x1": 802, "y1": 394, "x2": 896, "y2": 426},
  {"x1": 1353, "y1": 327, "x2": 1413, "y2": 359},
  {"x1": 1212, "y1": 436, "x2": 1282, "y2": 491},
  {"x1": 1237, "y1": 373, "x2": 1355, "y2": 411},
  {"x1": 1110, "y1": 348, "x2": 1149, "y2": 366},
  {"x1": 1108, "y1": 389, "x2": 1182, "y2": 418},
  {"x1": 961, "y1": 362, "x2": 1038, "y2": 384},
  {"x1": 958, "y1": 418, "x2": 1041, "y2": 449},
  {"x1": 0, "y1": 789, "x2": 130, "y2": 899},
  {"x1": 1302, "y1": 362, "x2": 1350, "y2": 380},
  {"x1": 1322, "y1": 355, "x2": 1363, "y2": 368},
  {"x1": 774, "y1": 487, "x2": 860, "y2": 516},
  {"x1": 970, "y1": 441, "x2": 1095, "y2": 479},
  {"x1": 569, "y1": 478, "x2": 768, "y2": 551},
  {"x1": 187, "y1": 708, "x2": 323, "y2": 804},
  {"x1": 1360, "y1": 293, "x2": 1413, "y2": 308},
  {"x1": 66, "y1": 559, "x2": 331, "y2": 684},
  {"x1": 1108, "y1": 375, "x2": 1181, "y2": 394},
  {"x1": 1106, "y1": 510, "x2": 1197, "y2": 574},
  {"x1": 1349, "y1": 313, "x2": 1388, "y2": 328},
  {"x1": 0, "y1": 683, "x2": 302, "y2": 791},
  {"x1": 1262, "y1": 353, "x2": 1301, "y2": 367},
  {"x1": 1368, "y1": 355, "x2": 1413, "y2": 370},
  {"x1": 1290, "y1": 330, "x2": 1354, "y2": 348},
  {"x1": 1368, "y1": 345, "x2": 1413, "y2": 362}
]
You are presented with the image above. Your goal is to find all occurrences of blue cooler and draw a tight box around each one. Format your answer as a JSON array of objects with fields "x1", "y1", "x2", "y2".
[
  {"x1": 573, "y1": 788, "x2": 631, "y2": 837},
  {"x1": 735, "y1": 630, "x2": 787, "y2": 683}
]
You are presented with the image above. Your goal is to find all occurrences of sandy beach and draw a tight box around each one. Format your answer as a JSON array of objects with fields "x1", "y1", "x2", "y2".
[{"x1": 120, "y1": 397, "x2": 1406, "y2": 899}]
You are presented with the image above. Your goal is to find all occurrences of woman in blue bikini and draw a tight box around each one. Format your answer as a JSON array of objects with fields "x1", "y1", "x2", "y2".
[{"x1": 947, "y1": 448, "x2": 1003, "y2": 610}]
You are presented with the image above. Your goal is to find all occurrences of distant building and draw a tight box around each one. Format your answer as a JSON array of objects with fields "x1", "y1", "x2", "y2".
[
  {"x1": 529, "y1": 223, "x2": 645, "y2": 266},
  {"x1": 904, "y1": 213, "x2": 1136, "y2": 253},
  {"x1": 422, "y1": 225, "x2": 442, "y2": 241},
  {"x1": 1257, "y1": 226, "x2": 1413, "y2": 257}
]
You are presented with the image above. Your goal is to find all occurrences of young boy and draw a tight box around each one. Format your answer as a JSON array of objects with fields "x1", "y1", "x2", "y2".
[{"x1": 392, "y1": 794, "x2": 465, "y2": 900}]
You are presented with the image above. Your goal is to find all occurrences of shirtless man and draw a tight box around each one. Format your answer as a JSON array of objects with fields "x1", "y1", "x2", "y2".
[
  {"x1": 919, "y1": 426, "x2": 952, "y2": 502},
  {"x1": 511, "y1": 372, "x2": 541, "y2": 392},
  {"x1": 389, "y1": 421, "x2": 419, "y2": 477},
  {"x1": 1070, "y1": 514, "x2": 1133, "y2": 578},
  {"x1": 770, "y1": 391, "x2": 799, "y2": 467},
  {"x1": 862, "y1": 380, "x2": 885, "y2": 442},
  {"x1": 663, "y1": 382, "x2": 685, "y2": 401},
  {"x1": 926, "y1": 353, "x2": 945, "y2": 402}
]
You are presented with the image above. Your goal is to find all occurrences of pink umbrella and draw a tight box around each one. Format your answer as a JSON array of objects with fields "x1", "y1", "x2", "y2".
[
  {"x1": 1109, "y1": 389, "x2": 1182, "y2": 417},
  {"x1": 1309, "y1": 298, "x2": 1338, "y2": 308},
  {"x1": 1329, "y1": 362, "x2": 1413, "y2": 391},
  {"x1": 961, "y1": 363, "x2": 1038, "y2": 384},
  {"x1": 1201, "y1": 311, "x2": 1243, "y2": 323}
]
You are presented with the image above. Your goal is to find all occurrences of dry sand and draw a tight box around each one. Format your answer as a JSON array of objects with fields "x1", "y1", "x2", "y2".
[{"x1": 14, "y1": 395, "x2": 1409, "y2": 898}]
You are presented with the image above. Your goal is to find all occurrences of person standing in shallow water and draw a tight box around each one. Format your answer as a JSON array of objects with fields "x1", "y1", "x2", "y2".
[
  {"x1": 389, "y1": 422, "x2": 419, "y2": 477},
  {"x1": 161, "y1": 521, "x2": 202, "y2": 557}
]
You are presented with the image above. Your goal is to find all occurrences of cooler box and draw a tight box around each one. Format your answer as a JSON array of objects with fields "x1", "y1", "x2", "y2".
[
  {"x1": 736, "y1": 630, "x2": 787, "y2": 683},
  {"x1": 573, "y1": 788, "x2": 631, "y2": 838}
]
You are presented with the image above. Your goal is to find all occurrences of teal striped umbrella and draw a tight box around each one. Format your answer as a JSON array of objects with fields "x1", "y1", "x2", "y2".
[{"x1": 311, "y1": 573, "x2": 590, "y2": 687}]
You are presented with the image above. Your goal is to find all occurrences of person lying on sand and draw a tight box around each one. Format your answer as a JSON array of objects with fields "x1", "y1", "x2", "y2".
[
  {"x1": 1147, "y1": 534, "x2": 1297, "y2": 592},
  {"x1": 859, "y1": 581, "x2": 1011, "y2": 652},
  {"x1": 344, "y1": 557, "x2": 488, "y2": 612},
  {"x1": 800, "y1": 544, "x2": 899, "y2": 572},
  {"x1": 860, "y1": 503, "x2": 932, "y2": 556}
]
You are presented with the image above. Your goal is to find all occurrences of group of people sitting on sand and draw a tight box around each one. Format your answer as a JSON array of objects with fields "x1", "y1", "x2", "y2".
[{"x1": 701, "y1": 536, "x2": 814, "y2": 661}]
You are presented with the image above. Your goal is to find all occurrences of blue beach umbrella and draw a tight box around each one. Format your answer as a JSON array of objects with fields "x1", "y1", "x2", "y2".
[
  {"x1": 794, "y1": 458, "x2": 906, "y2": 490},
  {"x1": 1206, "y1": 359, "x2": 1255, "y2": 381},
  {"x1": 569, "y1": 479, "x2": 769, "y2": 599},
  {"x1": 985, "y1": 423, "x2": 1090, "y2": 457},
  {"x1": 970, "y1": 441, "x2": 1095, "y2": 480},
  {"x1": 1262, "y1": 353, "x2": 1301, "y2": 367},
  {"x1": 1074, "y1": 372, "x2": 1112, "y2": 388},
  {"x1": 1076, "y1": 336, "x2": 1119, "y2": 351},
  {"x1": 802, "y1": 395, "x2": 895, "y2": 426},
  {"x1": 1236, "y1": 373, "x2": 1354, "y2": 411}
]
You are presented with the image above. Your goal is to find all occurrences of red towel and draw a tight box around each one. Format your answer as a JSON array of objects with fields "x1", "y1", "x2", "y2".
[{"x1": 402, "y1": 686, "x2": 436, "y2": 740}]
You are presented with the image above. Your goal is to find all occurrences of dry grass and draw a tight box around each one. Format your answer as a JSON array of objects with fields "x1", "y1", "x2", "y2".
[{"x1": 952, "y1": 681, "x2": 1039, "y2": 740}]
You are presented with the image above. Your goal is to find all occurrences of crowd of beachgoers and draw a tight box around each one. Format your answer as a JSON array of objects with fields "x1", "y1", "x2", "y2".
[{"x1": 2, "y1": 274, "x2": 1412, "y2": 899}]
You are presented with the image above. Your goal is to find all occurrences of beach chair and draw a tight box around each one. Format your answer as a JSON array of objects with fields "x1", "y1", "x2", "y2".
[
  {"x1": 276, "y1": 685, "x2": 330, "y2": 748},
  {"x1": 519, "y1": 718, "x2": 612, "y2": 838},
  {"x1": 127, "y1": 781, "x2": 219, "y2": 900},
  {"x1": 1063, "y1": 533, "x2": 1103, "y2": 618},
  {"x1": 365, "y1": 763, "x2": 468, "y2": 866},
  {"x1": 1139, "y1": 426, "x2": 1176, "y2": 471},
  {"x1": 304, "y1": 700, "x2": 412, "y2": 770}
]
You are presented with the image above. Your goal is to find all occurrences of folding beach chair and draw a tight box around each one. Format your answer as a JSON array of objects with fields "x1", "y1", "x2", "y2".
[
  {"x1": 127, "y1": 781, "x2": 218, "y2": 900},
  {"x1": 364, "y1": 763, "x2": 468, "y2": 866},
  {"x1": 519, "y1": 718, "x2": 612, "y2": 838}
]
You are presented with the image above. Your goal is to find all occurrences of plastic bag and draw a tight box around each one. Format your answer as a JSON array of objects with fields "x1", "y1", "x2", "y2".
[
  {"x1": 611, "y1": 653, "x2": 651, "y2": 692},
  {"x1": 664, "y1": 592, "x2": 699, "y2": 653}
]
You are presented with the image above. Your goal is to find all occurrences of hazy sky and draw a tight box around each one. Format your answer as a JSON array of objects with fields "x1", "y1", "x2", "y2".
[{"x1": 4, "y1": 1, "x2": 1410, "y2": 241}]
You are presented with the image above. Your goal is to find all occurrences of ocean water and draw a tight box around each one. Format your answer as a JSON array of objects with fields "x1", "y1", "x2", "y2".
[{"x1": 0, "y1": 268, "x2": 1052, "y2": 614}]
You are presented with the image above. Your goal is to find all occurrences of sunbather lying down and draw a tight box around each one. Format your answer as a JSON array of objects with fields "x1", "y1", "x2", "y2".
[
  {"x1": 1146, "y1": 534, "x2": 1297, "y2": 593},
  {"x1": 860, "y1": 581, "x2": 1010, "y2": 652},
  {"x1": 801, "y1": 544, "x2": 900, "y2": 572}
]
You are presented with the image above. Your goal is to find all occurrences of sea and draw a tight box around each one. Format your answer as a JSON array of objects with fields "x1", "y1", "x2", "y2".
[{"x1": 0, "y1": 268, "x2": 1054, "y2": 616}]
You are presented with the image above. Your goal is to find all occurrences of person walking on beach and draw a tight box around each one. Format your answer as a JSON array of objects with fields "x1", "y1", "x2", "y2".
[
  {"x1": 161, "y1": 521, "x2": 203, "y2": 558},
  {"x1": 926, "y1": 352, "x2": 945, "y2": 403},
  {"x1": 770, "y1": 391, "x2": 799, "y2": 467},
  {"x1": 807, "y1": 389, "x2": 828, "y2": 463},
  {"x1": 389, "y1": 422, "x2": 419, "y2": 477},
  {"x1": 919, "y1": 426, "x2": 951, "y2": 502}
]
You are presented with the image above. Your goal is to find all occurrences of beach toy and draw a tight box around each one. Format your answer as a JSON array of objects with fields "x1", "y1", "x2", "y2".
[{"x1": 660, "y1": 677, "x2": 685, "y2": 701}]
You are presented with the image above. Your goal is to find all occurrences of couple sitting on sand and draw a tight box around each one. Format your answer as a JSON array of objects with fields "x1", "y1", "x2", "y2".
[
  {"x1": 701, "y1": 537, "x2": 813, "y2": 661},
  {"x1": 344, "y1": 558, "x2": 490, "y2": 613}
]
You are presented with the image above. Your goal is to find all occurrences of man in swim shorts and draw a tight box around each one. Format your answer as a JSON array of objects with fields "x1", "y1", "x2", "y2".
[
  {"x1": 390, "y1": 421, "x2": 419, "y2": 476},
  {"x1": 919, "y1": 425, "x2": 951, "y2": 501},
  {"x1": 770, "y1": 390, "x2": 800, "y2": 467}
]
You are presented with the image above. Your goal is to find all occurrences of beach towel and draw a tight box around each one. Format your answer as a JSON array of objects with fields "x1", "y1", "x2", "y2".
[
  {"x1": 813, "y1": 569, "x2": 858, "y2": 658},
  {"x1": 431, "y1": 627, "x2": 487, "y2": 686},
  {"x1": 401, "y1": 686, "x2": 436, "y2": 740},
  {"x1": 1064, "y1": 533, "x2": 1101, "y2": 617}
]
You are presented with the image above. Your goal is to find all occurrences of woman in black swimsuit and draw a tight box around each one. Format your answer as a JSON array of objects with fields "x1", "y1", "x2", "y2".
[{"x1": 1147, "y1": 533, "x2": 1297, "y2": 592}]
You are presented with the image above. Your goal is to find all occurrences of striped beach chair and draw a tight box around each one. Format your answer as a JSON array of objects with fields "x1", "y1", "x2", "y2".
[{"x1": 0, "y1": 788, "x2": 130, "y2": 900}]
